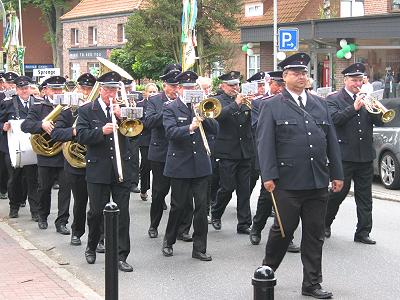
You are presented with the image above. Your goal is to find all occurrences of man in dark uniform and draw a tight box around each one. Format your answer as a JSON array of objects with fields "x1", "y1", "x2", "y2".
[
  {"x1": 162, "y1": 71, "x2": 218, "y2": 261},
  {"x1": 145, "y1": 64, "x2": 193, "y2": 240},
  {"x1": 21, "y1": 76, "x2": 72, "y2": 234},
  {"x1": 76, "y1": 71, "x2": 133, "y2": 272},
  {"x1": 211, "y1": 71, "x2": 253, "y2": 234},
  {"x1": 257, "y1": 53, "x2": 344, "y2": 299},
  {"x1": 324, "y1": 63, "x2": 382, "y2": 245},
  {"x1": 51, "y1": 73, "x2": 98, "y2": 246},
  {"x1": 0, "y1": 76, "x2": 39, "y2": 219}
]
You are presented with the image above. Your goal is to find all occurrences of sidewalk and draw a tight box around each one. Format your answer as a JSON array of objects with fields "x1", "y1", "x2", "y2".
[{"x1": 0, "y1": 221, "x2": 101, "y2": 300}]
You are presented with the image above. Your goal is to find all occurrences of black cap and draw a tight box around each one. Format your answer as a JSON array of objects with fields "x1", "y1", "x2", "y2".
[
  {"x1": 162, "y1": 63, "x2": 182, "y2": 75},
  {"x1": 219, "y1": 71, "x2": 240, "y2": 85},
  {"x1": 268, "y1": 71, "x2": 284, "y2": 83},
  {"x1": 175, "y1": 71, "x2": 198, "y2": 87},
  {"x1": 160, "y1": 70, "x2": 181, "y2": 85},
  {"x1": 98, "y1": 71, "x2": 121, "y2": 88},
  {"x1": 4, "y1": 72, "x2": 19, "y2": 83},
  {"x1": 0, "y1": 72, "x2": 5, "y2": 79},
  {"x1": 122, "y1": 78, "x2": 133, "y2": 85},
  {"x1": 14, "y1": 76, "x2": 32, "y2": 87},
  {"x1": 66, "y1": 80, "x2": 76, "y2": 89},
  {"x1": 46, "y1": 76, "x2": 66, "y2": 89},
  {"x1": 77, "y1": 73, "x2": 96, "y2": 87},
  {"x1": 247, "y1": 71, "x2": 265, "y2": 83},
  {"x1": 278, "y1": 53, "x2": 310, "y2": 71},
  {"x1": 341, "y1": 63, "x2": 365, "y2": 77}
]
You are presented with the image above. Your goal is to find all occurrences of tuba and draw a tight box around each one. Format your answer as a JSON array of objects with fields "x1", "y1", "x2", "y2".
[
  {"x1": 62, "y1": 116, "x2": 87, "y2": 169},
  {"x1": 30, "y1": 104, "x2": 65, "y2": 156}
]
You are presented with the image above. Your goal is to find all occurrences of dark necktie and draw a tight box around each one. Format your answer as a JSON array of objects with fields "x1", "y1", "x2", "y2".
[
  {"x1": 106, "y1": 106, "x2": 111, "y2": 122},
  {"x1": 298, "y1": 96, "x2": 306, "y2": 110},
  {"x1": 353, "y1": 94, "x2": 357, "y2": 101},
  {"x1": 23, "y1": 101, "x2": 28, "y2": 109}
]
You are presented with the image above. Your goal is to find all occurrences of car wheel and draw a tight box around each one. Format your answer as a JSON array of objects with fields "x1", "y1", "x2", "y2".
[{"x1": 379, "y1": 151, "x2": 400, "y2": 189}]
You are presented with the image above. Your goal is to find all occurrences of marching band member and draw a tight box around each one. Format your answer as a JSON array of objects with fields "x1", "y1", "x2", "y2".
[
  {"x1": 162, "y1": 71, "x2": 218, "y2": 261},
  {"x1": 76, "y1": 71, "x2": 133, "y2": 272},
  {"x1": 0, "y1": 76, "x2": 39, "y2": 220},
  {"x1": 21, "y1": 76, "x2": 72, "y2": 234}
]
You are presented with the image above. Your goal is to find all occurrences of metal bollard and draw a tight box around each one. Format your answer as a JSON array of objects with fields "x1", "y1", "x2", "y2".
[
  {"x1": 104, "y1": 201, "x2": 120, "y2": 300},
  {"x1": 252, "y1": 266, "x2": 277, "y2": 300}
]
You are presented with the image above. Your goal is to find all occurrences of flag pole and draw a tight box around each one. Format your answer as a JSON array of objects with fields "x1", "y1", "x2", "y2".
[{"x1": 18, "y1": 0, "x2": 23, "y2": 47}]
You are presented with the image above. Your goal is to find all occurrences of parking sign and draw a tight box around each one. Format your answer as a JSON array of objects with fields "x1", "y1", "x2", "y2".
[{"x1": 278, "y1": 28, "x2": 299, "y2": 51}]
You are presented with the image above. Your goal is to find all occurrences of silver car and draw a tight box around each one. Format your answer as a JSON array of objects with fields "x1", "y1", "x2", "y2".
[{"x1": 373, "y1": 100, "x2": 400, "y2": 189}]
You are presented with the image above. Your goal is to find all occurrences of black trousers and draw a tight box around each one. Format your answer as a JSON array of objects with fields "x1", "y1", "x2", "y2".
[
  {"x1": 207, "y1": 157, "x2": 219, "y2": 215},
  {"x1": 251, "y1": 181, "x2": 273, "y2": 233},
  {"x1": 263, "y1": 188, "x2": 328, "y2": 289},
  {"x1": 139, "y1": 146, "x2": 151, "y2": 193},
  {"x1": 165, "y1": 177, "x2": 208, "y2": 253},
  {"x1": 325, "y1": 161, "x2": 373, "y2": 238},
  {"x1": 129, "y1": 137, "x2": 140, "y2": 186},
  {"x1": 37, "y1": 166, "x2": 71, "y2": 226},
  {"x1": 0, "y1": 151, "x2": 8, "y2": 194},
  {"x1": 211, "y1": 158, "x2": 252, "y2": 231},
  {"x1": 66, "y1": 172, "x2": 88, "y2": 238},
  {"x1": 87, "y1": 181, "x2": 131, "y2": 261},
  {"x1": 5, "y1": 154, "x2": 39, "y2": 213},
  {"x1": 249, "y1": 157, "x2": 260, "y2": 196}
]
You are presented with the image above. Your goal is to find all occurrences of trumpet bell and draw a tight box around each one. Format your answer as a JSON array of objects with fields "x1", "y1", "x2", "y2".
[
  {"x1": 62, "y1": 141, "x2": 87, "y2": 169},
  {"x1": 199, "y1": 98, "x2": 221, "y2": 119},
  {"x1": 119, "y1": 119, "x2": 144, "y2": 137},
  {"x1": 382, "y1": 109, "x2": 396, "y2": 123}
]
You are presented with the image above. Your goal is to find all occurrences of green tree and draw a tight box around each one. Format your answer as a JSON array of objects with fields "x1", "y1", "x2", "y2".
[{"x1": 124, "y1": 0, "x2": 242, "y2": 76}]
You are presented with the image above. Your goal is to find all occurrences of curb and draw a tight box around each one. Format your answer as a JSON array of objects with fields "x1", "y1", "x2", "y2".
[
  {"x1": 348, "y1": 190, "x2": 400, "y2": 203},
  {"x1": 0, "y1": 221, "x2": 102, "y2": 300}
]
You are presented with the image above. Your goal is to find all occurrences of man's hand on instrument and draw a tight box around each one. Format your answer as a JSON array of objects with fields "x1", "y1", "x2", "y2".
[
  {"x1": 189, "y1": 116, "x2": 202, "y2": 132},
  {"x1": 2, "y1": 122, "x2": 10, "y2": 131},
  {"x1": 72, "y1": 128, "x2": 77, "y2": 136},
  {"x1": 102, "y1": 123, "x2": 115, "y2": 135},
  {"x1": 113, "y1": 104, "x2": 122, "y2": 119},
  {"x1": 331, "y1": 180, "x2": 344, "y2": 192},
  {"x1": 42, "y1": 120, "x2": 54, "y2": 134},
  {"x1": 354, "y1": 95, "x2": 365, "y2": 111},
  {"x1": 235, "y1": 93, "x2": 244, "y2": 106},
  {"x1": 264, "y1": 180, "x2": 275, "y2": 192}
]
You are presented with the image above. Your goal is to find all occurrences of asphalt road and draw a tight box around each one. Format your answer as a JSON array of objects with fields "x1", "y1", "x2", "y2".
[{"x1": 1, "y1": 180, "x2": 400, "y2": 300}]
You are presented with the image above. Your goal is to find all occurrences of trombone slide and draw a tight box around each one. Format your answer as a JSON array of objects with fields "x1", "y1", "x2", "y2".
[{"x1": 111, "y1": 101, "x2": 124, "y2": 182}]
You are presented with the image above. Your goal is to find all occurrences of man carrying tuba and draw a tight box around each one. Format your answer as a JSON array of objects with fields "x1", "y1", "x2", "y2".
[{"x1": 21, "y1": 76, "x2": 72, "y2": 234}]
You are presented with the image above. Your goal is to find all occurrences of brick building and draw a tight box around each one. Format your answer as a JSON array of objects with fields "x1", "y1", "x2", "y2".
[
  {"x1": 240, "y1": 0, "x2": 400, "y2": 95},
  {"x1": 60, "y1": 0, "x2": 148, "y2": 79}
]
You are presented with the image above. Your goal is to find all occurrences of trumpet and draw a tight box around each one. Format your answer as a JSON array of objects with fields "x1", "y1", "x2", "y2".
[
  {"x1": 357, "y1": 88, "x2": 395, "y2": 123},
  {"x1": 233, "y1": 90, "x2": 253, "y2": 109}
]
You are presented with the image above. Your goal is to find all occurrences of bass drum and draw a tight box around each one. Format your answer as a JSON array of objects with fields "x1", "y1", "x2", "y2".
[{"x1": 7, "y1": 119, "x2": 37, "y2": 168}]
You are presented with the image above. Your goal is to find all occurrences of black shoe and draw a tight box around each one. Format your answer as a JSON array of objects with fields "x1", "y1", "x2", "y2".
[
  {"x1": 96, "y1": 240, "x2": 105, "y2": 253},
  {"x1": 20, "y1": 201, "x2": 26, "y2": 207},
  {"x1": 302, "y1": 287, "x2": 333, "y2": 299},
  {"x1": 177, "y1": 233, "x2": 193, "y2": 242},
  {"x1": 56, "y1": 224, "x2": 71, "y2": 235},
  {"x1": 287, "y1": 240, "x2": 300, "y2": 253},
  {"x1": 237, "y1": 228, "x2": 251, "y2": 235},
  {"x1": 9, "y1": 208, "x2": 19, "y2": 218},
  {"x1": 148, "y1": 227, "x2": 158, "y2": 238},
  {"x1": 211, "y1": 218, "x2": 221, "y2": 230},
  {"x1": 38, "y1": 220, "x2": 48, "y2": 230},
  {"x1": 31, "y1": 213, "x2": 39, "y2": 222},
  {"x1": 52, "y1": 183, "x2": 59, "y2": 190},
  {"x1": 325, "y1": 227, "x2": 331, "y2": 238},
  {"x1": 192, "y1": 251, "x2": 212, "y2": 261},
  {"x1": 162, "y1": 201, "x2": 167, "y2": 210},
  {"x1": 249, "y1": 230, "x2": 261, "y2": 245},
  {"x1": 354, "y1": 235, "x2": 376, "y2": 245},
  {"x1": 130, "y1": 184, "x2": 140, "y2": 193},
  {"x1": 118, "y1": 260, "x2": 133, "y2": 272},
  {"x1": 85, "y1": 248, "x2": 96, "y2": 264},
  {"x1": 70, "y1": 235, "x2": 81, "y2": 246},
  {"x1": 140, "y1": 192, "x2": 148, "y2": 201},
  {"x1": 162, "y1": 239, "x2": 173, "y2": 257}
]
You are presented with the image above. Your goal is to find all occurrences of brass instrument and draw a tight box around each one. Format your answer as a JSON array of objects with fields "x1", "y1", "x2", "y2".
[
  {"x1": 358, "y1": 88, "x2": 395, "y2": 123},
  {"x1": 111, "y1": 99, "x2": 124, "y2": 182},
  {"x1": 62, "y1": 117, "x2": 87, "y2": 169},
  {"x1": 233, "y1": 90, "x2": 252, "y2": 109},
  {"x1": 118, "y1": 81, "x2": 144, "y2": 137},
  {"x1": 197, "y1": 97, "x2": 221, "y2": 119},
  {"x1": 30, "y1": 104, "x2": 65, "y2": 156}
]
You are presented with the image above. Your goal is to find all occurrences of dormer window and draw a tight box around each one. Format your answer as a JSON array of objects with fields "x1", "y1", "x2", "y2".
[{"x1": 245, "y1": 3, "x2": 263, "y2": 17}]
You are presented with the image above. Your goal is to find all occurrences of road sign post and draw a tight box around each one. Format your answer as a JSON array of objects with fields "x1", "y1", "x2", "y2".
[{"x1": 278, "y1": 28, "x2": 299, "y2": 52}]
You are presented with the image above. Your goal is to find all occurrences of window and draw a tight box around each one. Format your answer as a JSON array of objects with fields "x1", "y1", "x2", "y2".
[
  {"x1": 70, "y1": 63, "x2": 80, "y2": 80},
  {"x1": 393, "y1": 0, "x2": 400, "y2": 10},
  {"x1": 117, "y1": 24, "x2": 127, "y2": 43},
  {"x1": 71, "y1": 28, "x2": 79, "y2": 46},
  {"x1": 211, "y1": 61, "x2": 224, "y2": 78},
  {"x1": 247, "y1": 54, "x2": 260, "y2": 78},
  {"x1": 340, "y1": 0, "x2": 364, "y2": 17},
  {"x1": 245, "y1": 3, "x2": 263, "y2": 17},
  {"x1": 87, "y1": 62, "x2": 100, "y2": 76},
  {"x1": 88, "y1": 26, "x2": 98, "y2": 45}
]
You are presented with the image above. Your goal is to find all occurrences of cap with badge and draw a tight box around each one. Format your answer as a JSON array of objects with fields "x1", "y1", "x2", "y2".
[
  {"x1": 65, "y1": 80, "x2": 77, "y2": 90},
  {"x1": 247, "y1": 71, "x2": 265, "y2": 84},
  {"x1": 267, "y1": 71, "x2": 284, "y2": 83},
  {"x1": 160, "y1": 63, "x2": 182, "y2": 85},
  {"x1": 46, "y1": 76, "x2": 66, "y2": 89},
  {"x1": 0, "y1": 72, "x2": 5, "y2": 82},
  {"x1": 77, "y1": 73, "x2": 96, "y2": 87},
  {"x1": 4, "y1": 72, "x2": 19, "y2": 83},
  {"x1": 341, "y1": 63, "x2": 365, "y2": 77},
  {"x1": 219, "y1": 71, "x2": 240, "y2": 85},
  {"x1": 14, "y1": 76, "x2": 32, "y2": 87},
  {"x1": 122, "y1": 78, "x2": 133, "y2": 85},
  {"x1": 278, "y1": 53, "x2": 310, "y2": 71},
  {"x1": 98, "y1": 71, "x2": 121, "y2": 88},
  {"x1": 175, "y1": 70, "x2": 198, "y2": 87}
]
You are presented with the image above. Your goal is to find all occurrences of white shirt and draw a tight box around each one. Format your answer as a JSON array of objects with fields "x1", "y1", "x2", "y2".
[
  {"x1": 19, "y1": 96, "x2": 30, "y2": 109},
  {"x1": 98, "y1": 97, "x2": 111, "y2": 119},
  {"x1": 344, "y1": 87, "x2": 357, "y2": 100},
  {"x1": 286, "y1": 88, "x2": 307, "y2": 107}
]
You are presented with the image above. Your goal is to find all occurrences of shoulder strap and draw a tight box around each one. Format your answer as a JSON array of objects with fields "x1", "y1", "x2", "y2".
[{"x1": 12, "y1": 97, "x2": 20, "y2": 120}]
